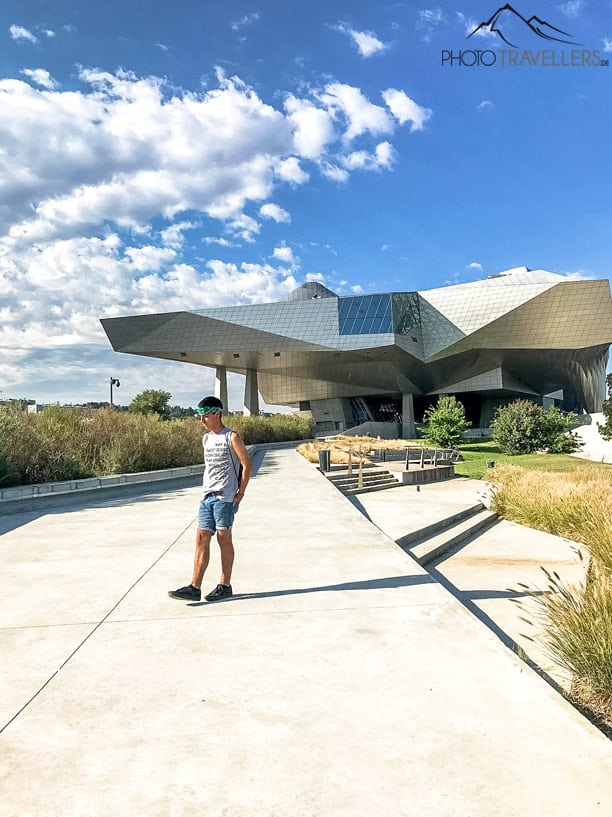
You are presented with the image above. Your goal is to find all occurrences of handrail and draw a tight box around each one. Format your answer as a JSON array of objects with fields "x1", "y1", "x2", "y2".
[{"x1": 404, "y1": 447, "x2": 460, "y2": 469}]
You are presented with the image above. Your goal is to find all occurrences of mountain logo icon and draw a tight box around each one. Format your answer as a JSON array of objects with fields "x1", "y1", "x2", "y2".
[{"x1": 467, "y1": 4, "x2": 578, "y2": 48}]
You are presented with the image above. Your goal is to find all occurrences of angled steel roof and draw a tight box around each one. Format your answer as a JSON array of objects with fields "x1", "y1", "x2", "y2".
[{"x1": 101, "y1": 268, "x2": 612, "y2": 411}]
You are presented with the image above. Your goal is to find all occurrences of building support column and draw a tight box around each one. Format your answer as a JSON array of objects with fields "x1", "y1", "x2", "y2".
[
  {"x1": 243, "y1": 369, "x2": 260, "y2": 416},
  {"x1": 214, "y1": 365, "x2": 228, "y2": 412},
  {"x1": 402, "y1": 393, "x2": 416, "y2": 439}
]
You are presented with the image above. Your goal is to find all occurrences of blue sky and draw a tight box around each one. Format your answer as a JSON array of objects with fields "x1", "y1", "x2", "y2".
[{"x1": 1, "y1": 0, "x2": 611, "y2": 408}]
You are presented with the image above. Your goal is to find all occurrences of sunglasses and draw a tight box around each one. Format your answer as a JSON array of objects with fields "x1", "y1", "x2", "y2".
[{"x1": 196, "y1": 407, "x2": 221, "y2": 415}]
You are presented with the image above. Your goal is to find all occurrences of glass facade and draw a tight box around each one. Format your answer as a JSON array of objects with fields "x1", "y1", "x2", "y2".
[
  {"x1": 391, "y1": 293, "x2": 420, "y2": 335},
  {"x1": 338, "y1": 294, "x2": 392, "y2": 335},
  {"x1": 337, "y1": 292, "x2": 421, "y2": 337}
]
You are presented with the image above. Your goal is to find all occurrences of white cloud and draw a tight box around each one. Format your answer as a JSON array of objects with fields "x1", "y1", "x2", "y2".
[
  {"x1": 478, "y1": 100, "x2": 494, "y2": 111},
  {"x1": 417, "y1": 8, "x2": 446, "y2": 42},
  {"x1": 161, "y1": 221, "x2": 197, "y2": 250},
  {"x1": 319, "y1": 83, "x2": 393, "y2": 141},
  {"x1": 382, "y1": 89, "x2": 432, "y2": 132},
  {"x1": 456, "y1": 12, "x2": 497, "y2": 41},
  {"x1": 231, "y1": 13, "x2": 260, "y2": 31},
  {"x1": 272, "y1": 244, "x2": 296, "y2": 264},
  {"x1": 320, "y1": 163, "x2": 350, "y2": 183},
  {"x1": 467, "y1": 262, "x2": 483, "y2": 271},
  {"x1": 9, "y1": 24, "x2": 38, "y2": 43},
  {"x1": 342, "y1": 141, "x2": 395, "y2": 172},
  {"x1": 43, "y1": 29, "x2": 55, "y2": 38},
  {"x1": 260, "y1": 203, "x2": 291, "y2": 223},
  {"x1": 203, "y1": 236, "x2": 237, "y2": 247},
  {"x1": 603, "y1": 38, "x2": 612, "y2": 53},
  {"x1": 557, "y1": 0, "x2": 584, "y2": 18},
  {"x1": 562, "y1": 269, "x2": 594, "y2": 281},
  {"x1": 0, "y1": 67, "x2": 432, "y2": 403},
  {"x1": 284, "y1": 95, "x2": 336, "y2": 159},
  {"x1": 334, "y1": 23, "x2": 387, "y2": 57},
  {"x1": 21, "y1": 68, "x2": 58, "y2": 90}
]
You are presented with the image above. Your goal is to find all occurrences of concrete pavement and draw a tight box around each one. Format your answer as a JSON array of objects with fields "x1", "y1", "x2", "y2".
[
  {"x1": 1, "y1": 447, "x2": 611, "y2": 816},
  {"x1": 350, "y1": 478, "x2": 587, "y2": 690}
]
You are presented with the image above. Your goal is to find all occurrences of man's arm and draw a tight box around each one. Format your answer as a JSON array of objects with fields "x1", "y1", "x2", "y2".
[{"x1": 231, "y1": 431, "x2": 252, "y2": 503}]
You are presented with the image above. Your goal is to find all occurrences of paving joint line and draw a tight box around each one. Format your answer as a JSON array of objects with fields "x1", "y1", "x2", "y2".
[{"x1": 0, "y1": 516, "x2": 196, "y2": 735}]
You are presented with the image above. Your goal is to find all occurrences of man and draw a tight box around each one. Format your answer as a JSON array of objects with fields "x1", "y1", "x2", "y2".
[{"x1": 168, "y1": 395, "x2": 252, "y2": 602}]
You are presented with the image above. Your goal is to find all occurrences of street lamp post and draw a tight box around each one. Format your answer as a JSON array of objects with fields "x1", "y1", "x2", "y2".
[{"x1": 109, "y1": 377, "x2": 120, "y2": 407}]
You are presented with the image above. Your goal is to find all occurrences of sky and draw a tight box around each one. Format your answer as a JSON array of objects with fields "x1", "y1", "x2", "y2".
[{"x1": 1, "y1": 0, "x2": 611, "y2": 410}]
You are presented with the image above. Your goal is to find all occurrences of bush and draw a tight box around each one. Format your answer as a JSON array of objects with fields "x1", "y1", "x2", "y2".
[
  {"x1": 491, "y1": 400, "x2": 579, "y2": 455},
  {"x1": 128, "y1": 389, "x2": 172, "y2": 418},
  {"x1": 422, "y1": 396, "x2": 470, "y2": 448},
  {"x1": 0, "y1": 404, "x2": 90, "y2": 485},
  {"x1": 226, "y1": 412, "x2": 313, "y2": 445},
  {"x1": 0, "y1": 405, "x2": 313, "y2": 487}
]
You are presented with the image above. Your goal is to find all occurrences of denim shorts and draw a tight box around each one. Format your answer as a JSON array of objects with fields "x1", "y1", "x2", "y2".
[{"x1": 198, "y1": 495, "x2": 237, "y2": 532}]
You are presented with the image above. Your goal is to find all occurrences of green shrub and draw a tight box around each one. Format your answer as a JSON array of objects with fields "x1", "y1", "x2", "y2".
[
  {"x1": 226, "y1": 412, "x2": 313, "y2": 444},
  {"x1": 128, "y1": 389, "x2": 172, "y2": 418},
  {"x1": 0, "y1": 405, "x2": 312, "y2": 487},
  {"x1": 491, "y1": 400, "x2": 579, "y2": 455},
  {"x1": 422, "y1": 396, "x2": 470, "y2": 448},
  {"x1": 0, "y1": 404, "x2": 89, "y2": 485}
]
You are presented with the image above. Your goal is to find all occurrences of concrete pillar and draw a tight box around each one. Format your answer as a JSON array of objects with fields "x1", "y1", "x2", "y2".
[
  {"x1": 402, "y1": 393, "x2": 416, "y2": 439},
  {"x1": 243, "y1": 369, "x2": 260, "y2": 416},
  {"x1": 214, "y1": 366, "x2": 228, "y2": 412}
]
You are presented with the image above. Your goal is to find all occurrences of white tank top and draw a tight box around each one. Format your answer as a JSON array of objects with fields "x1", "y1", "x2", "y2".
[{"x1": 202, "y1": 427, "x2": 240, "y2": 502}]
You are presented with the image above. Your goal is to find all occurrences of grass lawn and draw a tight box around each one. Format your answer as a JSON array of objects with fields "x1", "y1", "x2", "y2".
[{"x1": 455, "y1": 439, "x2": 612, "y2": 480}]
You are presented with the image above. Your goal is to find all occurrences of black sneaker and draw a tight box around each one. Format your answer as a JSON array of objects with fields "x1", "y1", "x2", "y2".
[
  {"x1": 168, "y1": 584, "x2": 201, "y2": 601},
  {"x1": 205, "y1": 583, "x2": 233, "y2": 602}
]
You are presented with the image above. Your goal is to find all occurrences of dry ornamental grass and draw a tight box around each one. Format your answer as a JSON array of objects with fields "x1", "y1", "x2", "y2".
[{"x1": 491, "y1": 465, "x2": 612, "y2": 729}]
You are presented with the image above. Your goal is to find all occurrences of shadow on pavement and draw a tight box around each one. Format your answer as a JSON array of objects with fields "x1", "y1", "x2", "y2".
[{"x1": 187, "y1": 573, "x2": 435, "y2": 606}]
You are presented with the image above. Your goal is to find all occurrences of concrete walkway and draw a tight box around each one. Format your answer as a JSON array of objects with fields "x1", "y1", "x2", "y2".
[{"x1": 1, "y1": 448, "x2": 611, "y2": 816}]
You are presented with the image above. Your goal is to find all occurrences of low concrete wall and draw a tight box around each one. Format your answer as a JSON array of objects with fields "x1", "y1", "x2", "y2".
[
  {"x1": 399, "y1": 465, "x2": 455, "y2": 485},
  {"x1": 0, "y1": 464, "x2": 205, "y2": 502}
]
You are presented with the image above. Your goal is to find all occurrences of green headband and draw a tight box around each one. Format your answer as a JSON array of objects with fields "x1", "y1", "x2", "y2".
[{"x1": 197, "y1": 406, "x2": 221, "y2": 415}]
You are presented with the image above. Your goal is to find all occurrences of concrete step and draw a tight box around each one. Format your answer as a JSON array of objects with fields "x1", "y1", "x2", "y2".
[
  {"x1": 399, "y1": 507, "x2": 498, "y2": 566},
  {"x1": 326, "y1": 467, "x2": 400, "y2": 496},
  {"x1": 329, "y1": 473, "x2": 397, "y2": 487},
  {"x1": 328, "y1": 471, "x2": 396, "y2": 484},
  {"x1": 344, "y1": 479, "x2": 404, "y2": 496},
  {"x1": 396, "y1": 503, "x2": 485, "y2": 549}
]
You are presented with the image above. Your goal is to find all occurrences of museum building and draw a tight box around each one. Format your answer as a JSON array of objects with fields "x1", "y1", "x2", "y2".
[{"x1": 101, "y1": 267, "x2": 612, "y2": 437}]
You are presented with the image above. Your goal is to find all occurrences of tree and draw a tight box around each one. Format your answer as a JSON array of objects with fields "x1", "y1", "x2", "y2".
[
  {"x1": 166, "y1": 404, "x2": 197, "y2": 419},
  {"x1": 422, "y1": 396, "x2": 470, "y2": 448},
  {"x1": 598, "y1": 374, "x2": 612, "y2": 441},
  {"x1": 128, "y1": 389, "x2": 172, "y2": 418},
  {"x1": 491, "y1": 400, "x2": 579, "y2": 455}
]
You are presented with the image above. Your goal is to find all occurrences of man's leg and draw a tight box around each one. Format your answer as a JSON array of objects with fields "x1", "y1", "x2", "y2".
[
  {"x1": 192, "y1": 528, "x2": 213, "y2": 589},
  {"x1": 216, "y1": 528, "x2": 234, "y2": 586}
]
